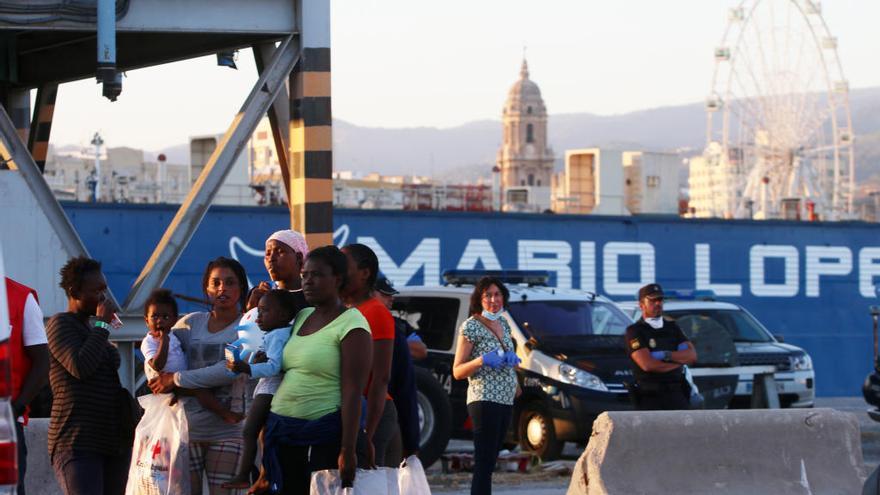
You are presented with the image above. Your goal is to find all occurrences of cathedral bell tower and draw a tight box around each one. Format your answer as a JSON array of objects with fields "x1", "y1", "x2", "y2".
[{"x1": 496, "y1": 58, "x2": 555, "y2": 211}]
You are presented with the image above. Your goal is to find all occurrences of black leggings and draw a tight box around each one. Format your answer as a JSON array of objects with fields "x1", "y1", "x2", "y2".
[
  {"x1": 277, "y1": 441, "x2": 340, "y2": 495},
  {"x1": 52, "y1": 449, "x2": 132, "y2": 495},
  {"x1": 467, "y1": 401, "x2": 512, "y2": 495}
]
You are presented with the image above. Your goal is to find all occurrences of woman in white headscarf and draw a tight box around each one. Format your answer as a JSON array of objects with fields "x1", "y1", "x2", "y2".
[
  {"x1": 225, "y1": 229, "x2": 311, "y2": 490},
  {"x1": 245, "y1": 229, "x2": 310, "y2": 311}
]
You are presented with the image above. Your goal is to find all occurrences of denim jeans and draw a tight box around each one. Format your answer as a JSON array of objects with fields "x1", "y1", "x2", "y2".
[
  {"x1": 51, "y1": 449, "x2": 131, "y2": 495},
  {"x1": 467, "y1": 401, "x2": 512, "y2": 495}
]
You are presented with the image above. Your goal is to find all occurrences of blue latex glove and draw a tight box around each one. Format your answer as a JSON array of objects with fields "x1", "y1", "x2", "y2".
[
  {"x1": 502, "y1": 350, "x2": 521, "y2": 367},
  {"x1": 407, "y1": 333, "x2": 423, "y2": 343},
  {"x1": 650, "y1": 350, "x2": 666, "y2": 360},
  {"x1": 677, "y1": 343, "x2": 689, "y2": 351},
  {"x1": 482, "y1": 350, "x2": 504, "y2": 369}
]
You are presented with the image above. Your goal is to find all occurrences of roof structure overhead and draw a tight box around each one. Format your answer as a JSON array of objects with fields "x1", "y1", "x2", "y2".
[{"x1": 0, "y1": 0, "x2": 296, "y2": 87}]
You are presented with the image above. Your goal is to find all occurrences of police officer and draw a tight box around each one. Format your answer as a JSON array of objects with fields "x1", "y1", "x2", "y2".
[
  {"x1": 374, "y1": 277, "x2": 421, "y2": 462},
  {"x1": 624, "y1": 283, "x2": 697, "y2": 410}
]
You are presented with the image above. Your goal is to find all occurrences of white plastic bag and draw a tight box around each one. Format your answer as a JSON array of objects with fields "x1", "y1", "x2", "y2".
[
  {"x1": 124, "y1": 393, "x2": 190, "y2": 495},
  {"x1": 310, "y1": 468, "x2": 399, "y2": 495},
  {"x1": 398, "y1": 455, "x2": 431, "y2": 495}
]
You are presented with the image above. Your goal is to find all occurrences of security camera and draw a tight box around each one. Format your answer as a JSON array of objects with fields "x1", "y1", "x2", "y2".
[{"x1": 100, "y1": 71, "x2": 122, "y2": 102}]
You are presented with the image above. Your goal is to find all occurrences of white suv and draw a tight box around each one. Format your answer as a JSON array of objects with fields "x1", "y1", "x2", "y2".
[{"x1": 616, "y1": 298, "x2": 815, "y2": 408}]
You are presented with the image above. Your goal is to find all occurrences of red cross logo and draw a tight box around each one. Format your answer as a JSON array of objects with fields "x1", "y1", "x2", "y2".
[{"x1": 151, "y1": 440, "x2": 162, "y2": 460}]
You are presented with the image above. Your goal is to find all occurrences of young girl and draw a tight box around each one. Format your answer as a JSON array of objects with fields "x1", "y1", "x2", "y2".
[
  {"x1": 223, "y1": 289, "x2": 300, "y2": 488},
  {"x1": 140, "y1": 288, "x2": 243, "y2": 423}
]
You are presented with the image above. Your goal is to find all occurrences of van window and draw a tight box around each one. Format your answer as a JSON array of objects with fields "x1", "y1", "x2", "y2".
[
  {"x1": 591, "y1": 304, "x2": 630, "y2": 335},
  {"x1": 507, "y1": 300, "x2": 630, "y2": 340},
  {"x1": 666, "y1": 309, "x2": 773, "y2": 343},
  {"x1": 391, "y1": 297, "x2": 460, "y2": 352}
]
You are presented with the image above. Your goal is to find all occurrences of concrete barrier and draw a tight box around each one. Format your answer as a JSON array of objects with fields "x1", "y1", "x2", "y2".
[
  {"x1": 21, "y1": 419, "x2": 62, "y2": 495},
  {"x1": 567, "y1": 408, "x2": 865, "y2": 495}
]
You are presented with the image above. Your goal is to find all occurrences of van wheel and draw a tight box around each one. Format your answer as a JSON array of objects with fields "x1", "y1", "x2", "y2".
[
  {"x1": 415, "y1": 367, "x2": 452, "y2": 468},
  {"x1": 518, "y1": 403, "x2": 563, "y2": 460}
]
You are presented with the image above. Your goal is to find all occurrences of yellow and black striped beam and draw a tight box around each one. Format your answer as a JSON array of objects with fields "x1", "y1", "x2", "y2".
[
  {"x1": 8, "y1": 89, "x2": 30, "y2": 145},
  {"x1": 27, "y1": 84, "x2": 57, "y2": 173},
  {"x1": 289, "y1": 46, "x2": 333, "y2": 249}
]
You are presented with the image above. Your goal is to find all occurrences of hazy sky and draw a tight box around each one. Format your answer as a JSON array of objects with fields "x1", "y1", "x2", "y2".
[{"x1": 48, "y1": 0, "x2": 880, "y2": 151}]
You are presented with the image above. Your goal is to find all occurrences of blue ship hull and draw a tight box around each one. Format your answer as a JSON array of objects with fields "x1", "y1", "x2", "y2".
[{"x1": 62, "y1": 202, "x2": 880, "y2": 397}]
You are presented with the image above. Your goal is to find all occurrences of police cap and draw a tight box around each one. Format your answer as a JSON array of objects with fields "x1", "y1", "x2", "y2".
[
  {"x1": 375, "y1": 277, "x2": 399, "y2": 296},
  {"x1": 638, "y1": 283, "x2": 664, "y2": 301}
]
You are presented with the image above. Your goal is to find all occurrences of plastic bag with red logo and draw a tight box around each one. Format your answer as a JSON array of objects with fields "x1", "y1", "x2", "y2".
[{"x1": 125, "y1": 393, "x2": 190, "y2": 495}]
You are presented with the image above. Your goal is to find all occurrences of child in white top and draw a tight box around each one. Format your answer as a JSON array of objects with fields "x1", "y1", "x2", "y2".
[
  {"x1": 141, "y1": 289, "x2": 243, "y2": 424},
  {"x1": 223, "y1": 289, "x2": 300, "y2": 489}
]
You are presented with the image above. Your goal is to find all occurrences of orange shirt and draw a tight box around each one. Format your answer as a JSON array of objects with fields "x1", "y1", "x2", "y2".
[
  {"x1": 358, "y1": 297, "x2": 395, "y2": 399},
  {"x1": 358, "y1": 297, "x2": 395, "y2": 341}
]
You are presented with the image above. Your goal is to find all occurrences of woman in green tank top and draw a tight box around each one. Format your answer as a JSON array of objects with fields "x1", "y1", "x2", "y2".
[{"x1": 260, "y1": 246, "x2": 372, "y2": 495}]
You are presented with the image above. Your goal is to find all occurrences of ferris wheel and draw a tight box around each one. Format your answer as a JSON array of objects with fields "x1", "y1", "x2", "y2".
[{"x1": 705, "y1": 0, "x2": 855, "y2": 220}]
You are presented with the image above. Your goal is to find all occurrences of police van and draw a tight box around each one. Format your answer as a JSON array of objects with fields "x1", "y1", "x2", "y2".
[
  {"x1": 397, "y1": 272, "x2": 752, "y2": 462},
  {"x1": 395, "y1": 270, "x2": 749, "y2": 463},
  {"x1": 616, "y1": 293, "x2": 815, "y2": 409}
]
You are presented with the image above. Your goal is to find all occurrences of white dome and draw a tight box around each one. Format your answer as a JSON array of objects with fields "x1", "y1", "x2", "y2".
[{"x1": 504, "y1": 59, "x2": 546, "y2": 115}]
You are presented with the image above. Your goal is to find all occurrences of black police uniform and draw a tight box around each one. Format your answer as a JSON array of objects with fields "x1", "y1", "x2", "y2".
[
  {"x1": 388, "y1": 317, "x2": 420, "y2": 456},
  {"x1": 624, "y1": 318, "x2": 691, "y2": 410}
]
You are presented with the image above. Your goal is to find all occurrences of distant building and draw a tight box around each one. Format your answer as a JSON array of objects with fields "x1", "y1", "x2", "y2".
[
  {"x1": 550, "y1": 149, "x2": 678, "y2": 216},
  {"x1": 44, "y1": 145, "x2": 189, "y2": 203},
  {"x1": 551, "y1": 151, "x2": 595, "y2": 214},
  {"x1": 857, "y1": 191, "x2": 880, "y2": 222},
  {"x1": 331, "y1": 171, "x2": 492, "y2": 212},
  {"x1": 623, "y1": 151, "x2": 680, "y2": 215},
  {"x1": 497, "y1": 59, "x2": 555, "y2": 212},
  {"x1": 248, "y1": 116, "x2": 496, "y2": 212},
  {"x1": 687, "y1": 142, "x2": 745, "y2": 218},
  {"x1": 189, "y1": 135, "x2": 260, "y2": 206},
  {"x1": 401, "y1": 183, "x2": 493, "y2": 212},
  {"x1": 332, "y1": 172, "x2": 404, "y2": 209},
  {"x1": 44, "y1": 133, "x2": 259, "y2": 206},
  {"x1": 248, "y1": 118, "x2": 286, "y2": 205},
  {"x1": 552, "y1": 149, "x2": 627, "y2": 215}
]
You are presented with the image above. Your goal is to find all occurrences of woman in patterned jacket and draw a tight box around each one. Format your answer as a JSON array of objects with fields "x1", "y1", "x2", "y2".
[{"x1": 452, "y1": 276, "x2": 521, "y2": 495}]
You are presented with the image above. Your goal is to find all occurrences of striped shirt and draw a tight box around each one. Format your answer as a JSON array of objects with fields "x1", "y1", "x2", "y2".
[{"x1": 46, "y1": 312, "x2": 126, "y2": 456}]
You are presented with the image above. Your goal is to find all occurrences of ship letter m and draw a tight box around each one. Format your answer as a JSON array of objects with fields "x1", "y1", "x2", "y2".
[{"x1": 357, "y1": 237, "x2": 441, "y2": 287}]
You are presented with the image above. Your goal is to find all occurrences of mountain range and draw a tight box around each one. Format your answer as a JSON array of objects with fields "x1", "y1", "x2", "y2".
[{"x1": 141, "y1": 85, "x2": 880, "y2": 187}]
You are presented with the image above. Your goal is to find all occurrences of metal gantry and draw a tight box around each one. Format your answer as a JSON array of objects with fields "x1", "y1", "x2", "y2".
[{"x1": 0, "y1": 0, "x2": 333, "y2": 391}]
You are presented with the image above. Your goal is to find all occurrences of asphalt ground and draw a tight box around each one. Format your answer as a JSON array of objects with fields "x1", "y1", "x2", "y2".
[{"x1": 427, "y1": 397, "x2": 880, "y2": 495}]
